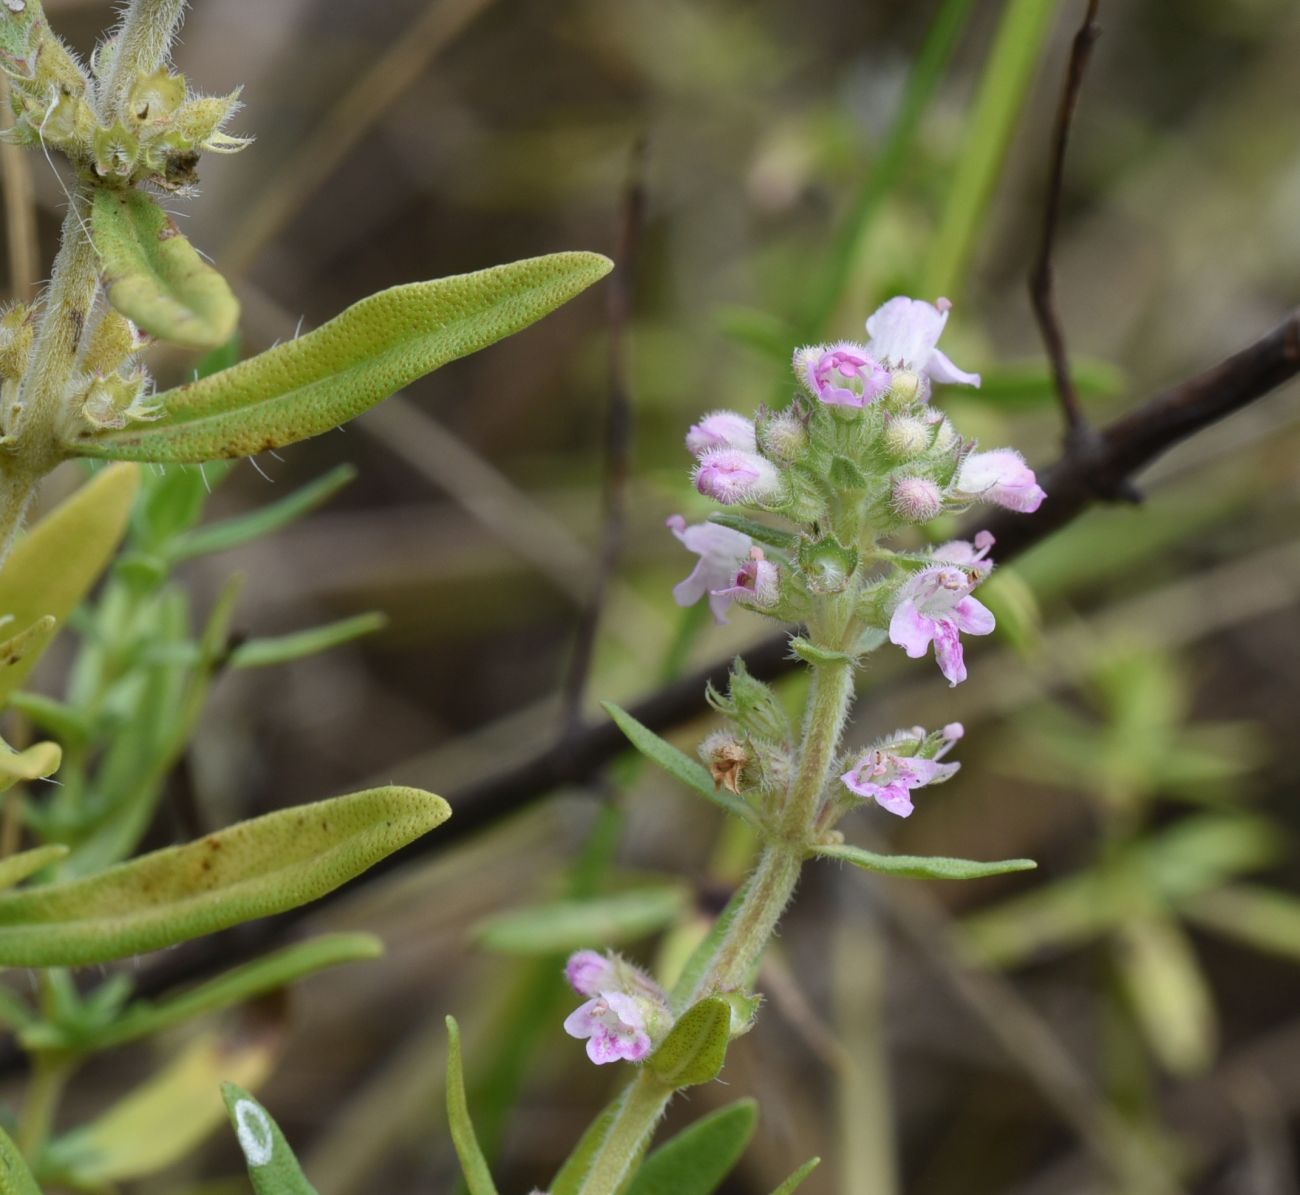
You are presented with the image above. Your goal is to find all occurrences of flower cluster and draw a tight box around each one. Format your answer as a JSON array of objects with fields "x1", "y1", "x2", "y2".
[
  {"x1": 669, "y1": 296, "x2": 1045, "y2": 676},
  {"x1": 840, "y1": 723, "x2": 964, "y2": 818}
]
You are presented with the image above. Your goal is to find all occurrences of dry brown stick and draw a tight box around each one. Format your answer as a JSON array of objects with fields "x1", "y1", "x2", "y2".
[
  {"x1": 0, "y1": 77, "x2": 39, "y2": 303},
  {"x1": 559, "y1": 136, "x2": 648, "y2": 734},
  {"x1": 1028, "y1": 0, "x2": 1102, "y2": 450},
  {"x1": 220, "y1": 0, "x2": 497, "y2": 279}
]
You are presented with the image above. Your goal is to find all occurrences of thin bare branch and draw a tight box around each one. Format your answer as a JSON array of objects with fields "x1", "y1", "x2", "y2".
[
  {"x1": 559, "y1": 136, "x2": 648, "y2": 733},
  {"x1": 0, "y1": 78, "x2": 39, "y2": 303},
  {"x1": 1028, "y1": 0, "x2": 1101, "y2": 447}
]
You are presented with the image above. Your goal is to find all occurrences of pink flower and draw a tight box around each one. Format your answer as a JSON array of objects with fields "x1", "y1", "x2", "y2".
[
  {"x1": 795, "y1": 342, "x2": 890, "y2": 407},
  {"x1": 667, "y1": 515, "x2": 753, "y2": 623},
  {"x1": 932, "y1": 529, "x2": 995, "y2": 579},
  {"x1": 711, "y1": 546, "x2": 779, "y2": 611},
  {"x1": 840, "y1": 728, "x2": 962, "y2": 818},
  {"x1": 956, "y1": 449, "x2": 1046, "y2": 513},
  {"x1": 693, "y1": 448, "x2": 781, "y2": 505},
  {"x1": 686, "y1": 410, "x2": 757, "y2": 456},
  {"x1": 889, "y1": 565, "x2": 995, "y2": 686},
  {"x1": 565, "y1": 950, "x2": 616, "y2": 997},
  {"x1": 865, "y1": 296, "x2": 981, "y2": 388},
  {"x1": 563, "y1": 990, "x2": 652, "y2": 1065}
]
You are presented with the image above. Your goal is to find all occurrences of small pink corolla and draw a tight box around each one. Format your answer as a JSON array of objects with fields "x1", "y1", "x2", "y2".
[
  {"x1": 563, "y1": 990, "x2": 652, "y2": 1065},
  {"x1": 956, "y1": 448, "x2": 1046, "y2": 513},
  {"x1": 712, "y1": 546, "x2": 779, "y2": 611},
  {"x1": 889, "y1": 565, "x2": 995, "y2": 686},
  {"x1": 841, "y1": 726, "x2": 963, "y2": 818},
  {"x1": 565, "y1": 949, "x2": 616, "y2": 997},
  {"x1": 693, "y1": 448, "x2": 781, "y2": 506},
  {"x1": 795, "y1": 342, "x2": 890, "y2": 408},
  {"x1": 667, "y1": 515, "x2": 754, "y2": 624},
  {"x1": 685, "y1": 409, "x2": 757, "y2": 456},
  {"x1": 932, "y1": 529, "x2": 995, "y2": 579},
  {"x1": 865, "y1": 296, "x2": 981, "y2": 388}
]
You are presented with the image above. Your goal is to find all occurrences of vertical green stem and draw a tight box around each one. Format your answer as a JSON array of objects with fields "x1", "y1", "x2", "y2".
[
  {"x1": 782, "y1": 658, "x2": 855, "y2": 837},
  {"x1": 0, "y1": 465, "x2": 36, "y2": 563},
  {"x1": 575, "y1": 1070, "x2": 673, "y2": 1195},
  {"x1": 100, "y1": 0, "x2": 188, "y2": 116},
  {"x1": 16, "y1": 1051, "x2": 73, "y2": 1155},
  {"x1": 13, "y1": 199, "x2": 98, "y2": 468}
]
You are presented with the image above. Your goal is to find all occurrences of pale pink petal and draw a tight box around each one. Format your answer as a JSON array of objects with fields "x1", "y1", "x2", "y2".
[
  {"x1": 565, "y1": 950, "x2": 613, "y2": 997},
  {"x1": 865, "y1": 297, "x2": 948, "y2": 369},
  {"x1": 874, "y1": 782, "x2": 915, "y2": 818},
  {"x1": 602, "y1": 990, "x2": 645, "y2": 1031},
  {"x1": 927, "y1": 346, "x2": 981, "y2": 388},
  {"x1": 586, "y1": 1030, "x2": 624, "y2": 1065},
  {"x1": 563, "y1": 1000, "x2": 600, "y2": 1039},
  {"x1": 888, "y1": 602, "x2": 934, "y2": 658},
  {"x1": 952, "y1": 596, "x2": 995, "y2": 636}
]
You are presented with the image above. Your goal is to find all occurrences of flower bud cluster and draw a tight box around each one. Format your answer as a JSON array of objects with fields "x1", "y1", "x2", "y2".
[
  {"x1": 1, "y1": 17, "x2": 248, "y2": 191},
  {"x1": 562, "y1": 950, "x2": 672, "y2": 1066},
  {"x1": 701, "y1": 660, "x2": 795, "y2": 805}
]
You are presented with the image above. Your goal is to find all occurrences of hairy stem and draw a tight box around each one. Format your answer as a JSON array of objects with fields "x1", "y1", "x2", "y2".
[
  {"x1": 782, "y1": 657, "x2": 855, "y2": 837},
  {"x1": 101, "y1": 0, "x2": 188, "y2": 118},
  {"x1": 0, "y1": 466, "x2": 36, "y2": 563},
  {"x1": 575, "y1": 1069, "x2": 673, "y2": 1195},
  {"x1": 13, "y1": 199, "x2": 98, "y2": 468}
]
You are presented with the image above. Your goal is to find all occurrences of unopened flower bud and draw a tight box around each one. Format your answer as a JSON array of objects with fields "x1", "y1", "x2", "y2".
[
  {"x1": 566, "y1": 950, "x2": 617, "y2": 997},
  {"x1": 794, "y1": 342, "x2": 889, "y2": 408},
  {"x1": 693, "y1": 449, "x2": 781, "y2": 506},
  {"x1": 685, "y1": 409, "x2": 756, "y2": 456},
  {"x1": 890, "y1": 476, "x2": 943, "y2": 523},
  {"x1": 883, "y1": 414, "x2": 931, "y2": 460},
  {"x1": 758, "y1": 408, "x2": 807, "y2": 463},
  {"x1": 932, "y1": 417, "x2": 959, "y2": 453},
  {"x1": 887, "y1": 369, "x2": 926, "y2": 406},
  {"x1": 700, "y1": 731, "x2": 749, "y2": 794}
]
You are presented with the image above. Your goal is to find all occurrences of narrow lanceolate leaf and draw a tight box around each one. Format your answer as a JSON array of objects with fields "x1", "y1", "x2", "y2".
[
  {"x1": 602, "y1": 702, "x2": 758, "y2": 826},
  {"x1": 444, "y1": 1016, "x2": 500, "y2": 1195},
  {"x1": 769, "y1": 1157, "x2": 821, "y2": 1194},
  {"x1": 0, "y1": 740, "x2": 62, "y2": 792},
  {"x1": 0, "y1": 786, "x2": 448, "y2": 966},
  {"x1": 45, "y1": 1023, "x2": 279, "y2": 1186},
  {"x1": 813, "y1": 843, "x2": 1037, "y2": 881},
  {"x1": 23, "y1": 933, "x2": 383, "y2": 1052},
  {"x1": 626, "y1": 1099, "x2": 757, "y2": 1195},
  {"x1": 91, "y1": 187, "x2": 240, "y2": 350},
  {"x1": 0, "y1": 843, "x2": 66, "y2": 891},
  {"x1": 0, "y1": 617, "x2": 54, "y2": 706},
  {"x1": 476, "y1": 886, "x2": 690, "y2": 956},
  {"x1": 230, "y1": 613, "x2": 386, "y2": 670},
  {"x1": 0, "y1": 463, "x2": 138, "y2": 698},
  {"x1": 0, "y1": 1123, "x2": 42, "y2": 1195},
  {"x1": 646, "y1": 998, "x2": 731, "y2": 1089},
  {"x1": 222, "y1": 1084, "x2": 320, "y2": 1195},
  {"x1": 71, "y1": 252, "x2": 613, "y2": 463}
]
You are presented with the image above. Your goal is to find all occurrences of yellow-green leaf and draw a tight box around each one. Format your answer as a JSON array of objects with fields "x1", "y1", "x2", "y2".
[
  {"x1": 813, "y1": 843, "x2": 1037, "y2": 881},
  {"x1": 769, "y1": 1158, "x2": 821, "y2": 1194},
  {"x1": 91, "y1": 187, "x2": 239, "y2": 350},
  {"x1": 43, "y1": 1025, "x2": 277, "y2": 1185},
  {"x1": 0, "y1": 463, "x2": 138, "y2": 699},
  {"x1": 626, "y1": 1099, "x2": 756, "y2": 1195},
  {"x1": 0, "y1": 617, "x2": 55, "y2": 708},
  {"x1": 71, "y1": 252, "x2": 613, "y2": 463},
  {"x1": 0, "y1": 843, "x2": 67, "y2": 891},
  {"x1": 0, "y1": 740, "x2": 62, "y2": 793},
  {"x1": 222, "y1": 1083, "x2": 320, "y2": 1195},
  {"x1": 0, "y1": 786, "x2": 449, "y2": 966},
  {"x1": 445, "y1": 1016, "x2": 499, "y2": 1195},
  {"x1": 646, "y1": 997, "x2": 730, "y2": 1089},
  {"x1": 0, "y1": 1123, "x2": 42, "y2": 1195}
]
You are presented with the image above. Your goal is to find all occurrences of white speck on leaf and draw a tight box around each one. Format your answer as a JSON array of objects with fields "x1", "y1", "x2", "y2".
[{"x1": 235, "y1": 1099, "x2": 274, "y2": 1167}]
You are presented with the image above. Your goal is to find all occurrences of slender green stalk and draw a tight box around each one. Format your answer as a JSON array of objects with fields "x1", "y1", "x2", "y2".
[
  {"x1": 575, "y1": 1069, "x2": 673, "y2": 1195},
  {"x1": 100, "y1": 0, "x2": 189, "y2": 116},
  {"x1": 0, "y1": 466, "x2": 36, "y2": 564},
  {"x1": 16, "y1": 1051, "x2": 73, "y2": 1154},
  {"x1": 782, "y1": 658, "x2": 856, "y2": 838}
]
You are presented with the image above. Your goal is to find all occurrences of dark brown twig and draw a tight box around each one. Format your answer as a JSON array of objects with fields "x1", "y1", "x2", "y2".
[
  {"x1": 1029, "y1": 0, "x2": 1102, "y2": 450},
  {"x1": 558, "y1": 136, "x2": 648, "y2": 734}
]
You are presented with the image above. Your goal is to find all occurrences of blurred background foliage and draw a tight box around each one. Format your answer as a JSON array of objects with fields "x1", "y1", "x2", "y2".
[{"x1": 6, "y1": 0, "x2": 1300, "y2": 1191}]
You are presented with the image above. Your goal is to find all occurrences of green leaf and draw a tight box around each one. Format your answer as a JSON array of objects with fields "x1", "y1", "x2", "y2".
[
  {"x1": 0, "y1": 617, "x2": 55, "y2": 706},
  {"x1": 602, "y1": 702, "x2": 758, "y2": 826},
  {"x1": 706, "y1": 513, "x2": 796, "y2": 550},
  {"x1": 476, "y1": 886, "x2": 689, "y2": 956},
  {"x1": 0, "y1": 844, "x2": 67, "y2": 891},
  {"x1": 626, "y1": 1099, "x2": 757, "y2": 1195},
  {"x1": 0, "y1": 740, "x2": 62, "y2": 791},
  {"x1": 0, "y1": 1123, "x2": 42, "y2": 1195},
  {"x1": 769, "y1": 1157, "x2": 821, "y2": 1194},
  {"x1": 813, "y1": 843, "x2": 1037, "y2": 881},
  {"x1": 91, "y1": 187, "x2": 240, "y2": 350},
  {"x1": 444, "y1": 1016, "x2": 499, "y2": 1195},
  {"x1": 222, "y1": 1084, "x2": 320, "y2": 1195},
  {"x1": 0, "y1": 463, "x2": 139, "y2": 699},
  {"x1": 44, "y1": 1024, "x2": 278, "y2": 1186},
  {"x1": 646, "y1": 997, "x2": 730, "y2": 1089},
  {"x1": 71, "y1": 252, "x2": 612, "y2": 463},
  {"x1": 1182, "y1": 884, "x2": 1300, "y2": 964},
  {"x1": 23, "y1": 933, "x2": 382, "y2": 1052},
  {"x1": 1115, "y1": 915, "x2": 1216, "y2": 1077},
  {"x1": 230, "y1": 613, "x2": 386, "y2": 669},
  {"x1": 550, "y1": 1090, "x2": 626, "y2": 1195},
  {"x1": 0, "y1": 786, "x2": 448, "y2": 966},
  {"x1": 168, "y1": 463, "x2": 356, "y2": 562}
]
